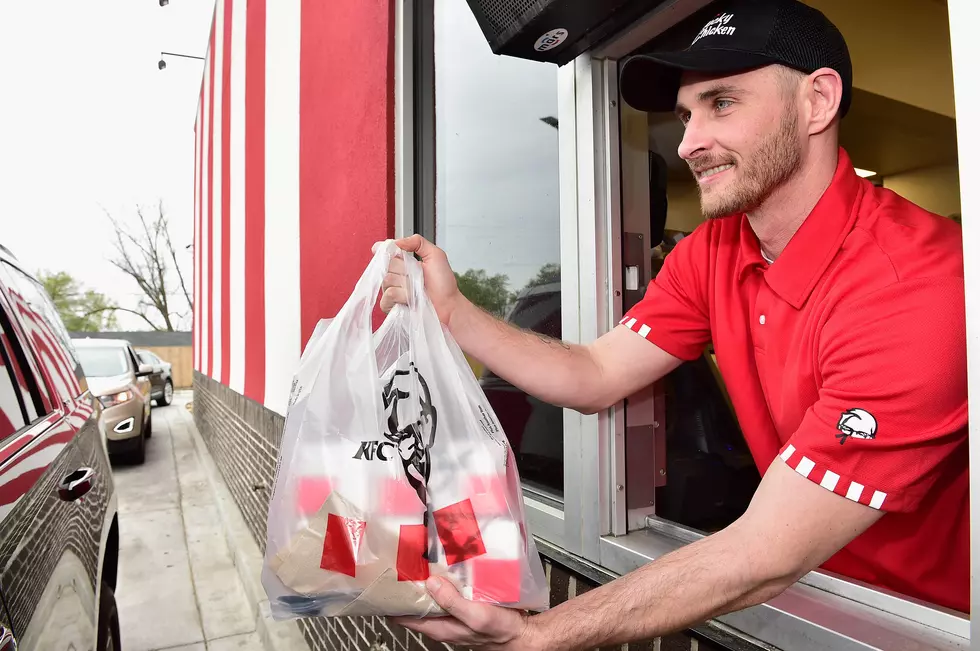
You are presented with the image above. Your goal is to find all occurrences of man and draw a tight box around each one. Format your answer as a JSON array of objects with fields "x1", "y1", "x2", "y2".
[{"x1": 378, "y1": 0, "x2": 969, "y2": 648}]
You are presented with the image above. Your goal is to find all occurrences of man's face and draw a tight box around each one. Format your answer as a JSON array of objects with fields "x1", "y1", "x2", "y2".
[{"x1": 674, "y1": 65, "x2": 804, "y2": 219}]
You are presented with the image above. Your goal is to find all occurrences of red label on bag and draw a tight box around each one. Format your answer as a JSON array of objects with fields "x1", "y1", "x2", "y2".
[
  {"x1": 434, "y1": 499, "x2": 486, "y2": 566},
  {"x1": 320, "y1": 513, "x2": 365, "y2": 577},
  {"x1": 296, "y1": 477, "x2": 333, "y2": 516},
  {"x1": 396, "y1": 523, "x2": 430, "y2": 581},
  {"x1": 472, "y1": 558, "x2": 522, "y2": 603}
]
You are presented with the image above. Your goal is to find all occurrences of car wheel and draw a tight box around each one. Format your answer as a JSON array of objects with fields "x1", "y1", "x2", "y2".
[
  {"x1": 161, "y1": 379, "x2": 174, "y2": 406},
  {"x1": 96, "y1": 581, "x2": 121, "y2": 651}
]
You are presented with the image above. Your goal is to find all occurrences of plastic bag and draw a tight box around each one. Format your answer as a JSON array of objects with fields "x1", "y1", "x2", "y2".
[{"x1": 262, "y1": 240, "x2": 550, "y2": 620}]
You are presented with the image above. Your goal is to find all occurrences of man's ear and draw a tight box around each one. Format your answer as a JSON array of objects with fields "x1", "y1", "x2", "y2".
[{"x1": 806, "y1": 67, "x2": 843, "y2": 134}]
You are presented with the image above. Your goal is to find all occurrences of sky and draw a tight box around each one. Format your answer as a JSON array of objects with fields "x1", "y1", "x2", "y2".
[
  {"x1": 435, "y1": 0, "x2": 561, "y2": 293},
  {"x1": 0, "y1": 0, "x2": 214, "y2": 330}
]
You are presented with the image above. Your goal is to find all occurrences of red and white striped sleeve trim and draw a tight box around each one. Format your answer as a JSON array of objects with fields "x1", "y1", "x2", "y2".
[
  {"x1": 779, "y1": 444, "x2": 888, "y2": 510},
  {"x1": 619, "y1": 315, "x2": 653, "y2": 340}
]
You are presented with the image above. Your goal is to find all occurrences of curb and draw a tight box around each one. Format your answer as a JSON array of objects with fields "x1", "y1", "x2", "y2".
[{"x1": 180, "y1": 402, "x2": 309, "y2": 651}]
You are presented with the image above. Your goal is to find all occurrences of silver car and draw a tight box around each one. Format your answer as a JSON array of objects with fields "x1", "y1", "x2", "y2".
[{"x1": 73, "y1": 338, "x2": 153, "y2": 464}]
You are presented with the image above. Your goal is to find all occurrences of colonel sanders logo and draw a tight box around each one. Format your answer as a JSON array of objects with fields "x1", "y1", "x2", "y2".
[
  {"x1": 836, "y1": 408, "x2": 877, "y2": 445},
  {"x1": 382, "y1": 363, "x2": 438, "y2": 509}
]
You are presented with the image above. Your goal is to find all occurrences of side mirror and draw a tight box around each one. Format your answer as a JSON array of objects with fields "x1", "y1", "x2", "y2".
[{"x1": 137, "y1": 363, "x2": 154, "y2": 377}]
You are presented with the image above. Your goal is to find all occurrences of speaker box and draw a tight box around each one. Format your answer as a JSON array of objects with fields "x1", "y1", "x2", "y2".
[{"x1": 464, "y1": 0, "x2": 672, "y2": 66}]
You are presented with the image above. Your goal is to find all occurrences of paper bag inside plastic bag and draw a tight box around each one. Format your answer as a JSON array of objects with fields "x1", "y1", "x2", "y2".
[{"x1": 261, "y1": 241, "x2": 549, "y2": 620}]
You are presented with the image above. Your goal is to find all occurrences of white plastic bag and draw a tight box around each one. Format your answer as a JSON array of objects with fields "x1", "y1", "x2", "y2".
[{"x1": 262, "y1": 240, "x2": 550, "y2": 620}]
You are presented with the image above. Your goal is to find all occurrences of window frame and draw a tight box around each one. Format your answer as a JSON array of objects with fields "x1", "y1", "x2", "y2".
[
  {"x1": 402, "y1": 0, "x2": 974, "y2": 647},
  {"x1": 406, "y1": 0, "x2": 602, "y2": 555},
  {"x1": 593, "y1": 1, "x2": 971, "y2": 649}
]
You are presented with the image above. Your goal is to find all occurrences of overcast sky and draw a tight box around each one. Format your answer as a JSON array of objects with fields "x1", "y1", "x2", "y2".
[
  {"x1": 435, "y1": 0, "x2": 561, "y2": 293},
  {"x1": 0, "y1": 0, "x2": 213, "y2": 330}
]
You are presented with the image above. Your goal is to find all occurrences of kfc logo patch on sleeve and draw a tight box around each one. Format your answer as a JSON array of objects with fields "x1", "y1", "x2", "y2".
[{"x1": 836, "y1": 408, "x2": 878, "y2": 444}]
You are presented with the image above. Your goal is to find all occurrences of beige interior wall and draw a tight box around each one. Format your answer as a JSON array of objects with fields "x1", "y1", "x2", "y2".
[
  {"x1": 883, "y1": 164, "x2": 961, "y2": 218},
  {"x1": 804, "y1": 0, "x2": 954, "y2": 118},
  {"x1": 665, "y1": 180, "x2": 704, "y2": 234}
]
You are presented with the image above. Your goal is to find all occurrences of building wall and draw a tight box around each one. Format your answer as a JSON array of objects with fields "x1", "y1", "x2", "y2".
[
  {"x1": 194, "y1": 372, "x2": 761, "y2": 651},
  {"x1": 192, "y1": 0, "x2": 394, "y2": 417}
]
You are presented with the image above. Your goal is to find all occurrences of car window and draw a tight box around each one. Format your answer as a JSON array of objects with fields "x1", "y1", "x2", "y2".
[
  {"x1": 0, "y1": 318, "x2": 29, "y2": 439},
  {"x1": 76, "y1": 347, "x2": 130, "y2": 378},
  {"x1": 138, "y1": 352, "x2": 153, "y2": 365},
  {"x1": 0, "y1": 262, "x2": 82, "y2": 403}
]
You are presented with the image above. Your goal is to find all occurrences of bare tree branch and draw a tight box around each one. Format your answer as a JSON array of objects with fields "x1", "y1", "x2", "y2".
[
  {"x1": 105, "y1": 306, "x2": 163, "y2": 331},
  {"x1": 105, "y1": 201, "x2": 192, "y2": 331}
]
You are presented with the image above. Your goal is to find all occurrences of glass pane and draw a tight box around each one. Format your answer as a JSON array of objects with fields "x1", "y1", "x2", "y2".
[
  {"x1": 434, "y1": 0, "x2": 563, "y2": 499},
  {"x1": 77, "y1": 347, "x2": 130, "y2": 378},
  {"x1": 0, "y1": 262, "x2": 82, "y2": 403},
  {"x1": 0, "y1": 319, "x2": 28, "y2": 439}
]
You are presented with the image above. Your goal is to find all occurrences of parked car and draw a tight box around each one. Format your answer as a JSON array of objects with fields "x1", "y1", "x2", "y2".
[
  {"x1": 73, "y1": 338, "x2": 153, "y2": 464},
  {"x1": 135, "y1": 348, "x2": 174, "y2": 406},
  {"x1": 0, "y1": 244, "x2": 120, "y2": 650}
]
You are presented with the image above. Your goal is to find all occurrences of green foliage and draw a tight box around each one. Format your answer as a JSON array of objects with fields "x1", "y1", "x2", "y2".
[
  {"x1": 454, "y1": 269, "x2": 514, "y2": 317},
  {"x1": 517, "y1": 263, "x2": 560, "y2": 294},
  {"x1": 37, "y1": 270, "x2": 118, "y2": 332}
]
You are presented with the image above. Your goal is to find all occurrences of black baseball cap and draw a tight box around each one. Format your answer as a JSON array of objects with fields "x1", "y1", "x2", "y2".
[{"x1": 620, "y1": 0, "x2": 852, "y2": 116}]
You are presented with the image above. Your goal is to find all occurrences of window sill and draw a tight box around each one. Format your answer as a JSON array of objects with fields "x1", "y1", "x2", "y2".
[{"x1": 593, "y1": 522, "x2": 969, "y2": 651}]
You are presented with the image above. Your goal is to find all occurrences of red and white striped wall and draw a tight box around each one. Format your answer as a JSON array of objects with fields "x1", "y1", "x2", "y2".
[{"x1": 193, "y1": 0, "x2": 396, "y2": 415}]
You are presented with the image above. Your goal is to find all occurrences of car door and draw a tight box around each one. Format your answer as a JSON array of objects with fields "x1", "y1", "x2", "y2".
[
  {"x1": 0, "y1": 263, "x2": 109, "y2": 651},
  {"x1": 137, "y1": 351, "x2": 163, "y2": 394}
]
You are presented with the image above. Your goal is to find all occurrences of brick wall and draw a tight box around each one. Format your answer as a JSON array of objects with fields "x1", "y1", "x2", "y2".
[{"x1": 193, "y1": 372, "x2": 767, "y2": 651}]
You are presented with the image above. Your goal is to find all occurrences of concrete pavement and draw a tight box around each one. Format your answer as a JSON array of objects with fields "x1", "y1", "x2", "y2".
[{"x1": 113, "y1": 391, "x2": 304, "y2": 651}]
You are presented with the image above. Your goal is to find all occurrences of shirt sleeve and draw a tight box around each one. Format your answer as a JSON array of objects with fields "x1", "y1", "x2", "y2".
[
  {"x1": 778, "y1": 277, "x2": 968, "y2": 513},
  {"x1": 619, "y1": 227, "x2": 712, "y2": 361}
]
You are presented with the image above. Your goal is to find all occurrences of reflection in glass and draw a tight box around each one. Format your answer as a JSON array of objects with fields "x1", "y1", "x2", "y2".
[{"x1": 434, "y1": 0, "x2": 563, "y2": 498}]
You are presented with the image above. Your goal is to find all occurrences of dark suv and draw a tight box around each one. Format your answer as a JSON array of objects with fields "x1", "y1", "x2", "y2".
[{"x1": 0, "y1": 245, "x2": 120, "y2": 650}]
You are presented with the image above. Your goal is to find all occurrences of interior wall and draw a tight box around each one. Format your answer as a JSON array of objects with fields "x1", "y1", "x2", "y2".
[
  {"x1": 804, "y1": 0, "x2": 955, "y2": 118},
  {"x1": 665, "y1": 180, "x2": 703, "y2": 234},
  {"x1": 883, "y1": 164, "x2": 962, "y2": 219}
]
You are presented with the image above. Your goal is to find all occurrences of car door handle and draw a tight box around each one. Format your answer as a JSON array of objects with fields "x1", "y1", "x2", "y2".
[
  {"x1": 0, "y1": 624, "x2": 17, "y2": 651},
  {"x1": 58, "y1": 467, "x2": 95, "y2": 502}
]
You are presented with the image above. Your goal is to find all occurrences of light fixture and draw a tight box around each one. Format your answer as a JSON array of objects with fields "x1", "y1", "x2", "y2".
[
  {"x1": 854, "y1": 167, "x2": 877, "y2": 178},
  {"x1": 159, "y1": 0, "x2": 169, "y2": 6},
  {"x1": 158, "y1": 59, "x2": 167, "y2": 70}
]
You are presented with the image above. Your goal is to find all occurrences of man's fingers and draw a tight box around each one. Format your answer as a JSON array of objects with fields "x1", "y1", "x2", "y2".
[
  {"x1": 380, "y1": 287, "x2": 407, "y2": 313},
  {"x1": 395, "y1": 234, "x2": 441, "y2": 262},
  {"x1": 389, "y1": 616, "x2": 474, "y2": 643},
  {"x1": 388, "y1": 256, "x2": 405, "y2": 276},
  {"x1": 426, "y1": 577, "x2": 486, "y2": 631}
]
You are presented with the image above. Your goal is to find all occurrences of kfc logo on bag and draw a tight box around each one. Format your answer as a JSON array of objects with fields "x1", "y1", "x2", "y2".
[{"x1": 381, "y1": 363, "x2": 438, "y2": 509}]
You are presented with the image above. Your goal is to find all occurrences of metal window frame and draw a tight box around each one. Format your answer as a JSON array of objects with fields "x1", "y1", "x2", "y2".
[
  {"x1": 404, "y1": 0, "x2": 588, "y2": 554},
  {"x1": 581, "y1": 0, "x2": 971, "y2": 648},
  {"x1": 948, "y1": 0, "x2": 980, "y2": 644}
]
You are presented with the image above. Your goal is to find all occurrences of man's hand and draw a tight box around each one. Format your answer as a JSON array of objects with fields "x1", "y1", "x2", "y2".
[
  {"x1": 391, "y1": 577, "x2": 538, "y2": 650},
  {"x1": 375, "y1": 235, "x2": 465, "y2": 326}
]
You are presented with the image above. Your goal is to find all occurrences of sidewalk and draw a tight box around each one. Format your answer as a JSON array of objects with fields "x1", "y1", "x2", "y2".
[{"x1": 113, "y1": 391, "x2": 308, "y2": 651}]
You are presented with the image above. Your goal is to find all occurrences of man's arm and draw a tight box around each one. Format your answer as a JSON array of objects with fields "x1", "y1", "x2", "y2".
[
  {"x1": 397, "y1": 458, "x2": 882, "y2": 650},
  {"x1": 380, "y1": 236, "x2": 684, "y2": 414},
  {"x1": 448, "y1": 299, "x2": 683, "y2": 414}
]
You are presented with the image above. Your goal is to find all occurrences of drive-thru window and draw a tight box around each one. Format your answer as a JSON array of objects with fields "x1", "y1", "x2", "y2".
[{"x1": 400, "y1": 0, "x2": 976, "y2": 648}]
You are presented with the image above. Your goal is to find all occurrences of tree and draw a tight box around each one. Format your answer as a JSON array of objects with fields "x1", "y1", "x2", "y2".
[
  {"x1": 38, "y1": 271, "x2": 118, "y2": 332},
  {"x1": 106, "y1": 201, "x2": 193, "y2": 331},
  {"x1": 454, "y1": 269, "x2": 514, "y2": 317},
  {"x1": 517, "y1": 263, "x2": 561, "y2": 294}
]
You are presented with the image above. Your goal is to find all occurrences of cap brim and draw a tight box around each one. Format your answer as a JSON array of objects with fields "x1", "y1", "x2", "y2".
[{"x1": 620, "y1": 49, "x2": 777, "y2": 113}]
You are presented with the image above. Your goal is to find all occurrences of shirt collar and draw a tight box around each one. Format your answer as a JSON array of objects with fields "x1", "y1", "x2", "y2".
[{"x1": 736, "y1": 147, "x2": 864, "y2": 309}]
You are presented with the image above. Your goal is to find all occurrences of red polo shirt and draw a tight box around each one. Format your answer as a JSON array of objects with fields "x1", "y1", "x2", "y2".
[{"x1": 622, "y1": 148, "x2": 969, "y2": 613}]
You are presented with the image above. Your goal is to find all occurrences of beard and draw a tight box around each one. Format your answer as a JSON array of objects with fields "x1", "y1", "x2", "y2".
[{"x1": 692, "y1": 106, "x2": 802, "y2": 220}]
